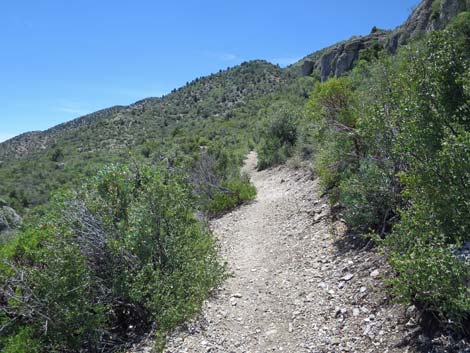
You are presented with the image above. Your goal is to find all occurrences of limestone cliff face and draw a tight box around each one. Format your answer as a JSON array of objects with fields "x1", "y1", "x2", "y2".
[
  {"x1": 300, "y1": 31, "x2": 388, "y2": 81},
  {"x1": 388, "y1": 0, "x2": 468, "y2": 52},
  {"x1": 296, "y1": 0, "x2": 468, "y2": 81}
]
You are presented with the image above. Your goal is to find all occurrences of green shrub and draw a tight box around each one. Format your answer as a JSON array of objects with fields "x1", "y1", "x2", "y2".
[
  {"x1": 386, "y1": 210, "x2": 470, "y2": 329},
  {"x1": 307, "y1": 25, "x2": 470, "y2": 331},
  {"x1": 189, "y1": 147, "x2": 257, "y2": 216},
  {"x1": 257, "y1": 134, "x2": 287, "y2": 170},
  {"x1": 257, "y1": 105, "x2": 299, "y2": 170},
  {"x1": 431, "y1": 0, "x2": 441, "y2": 20},
  {"x1": 306, "y1": 77, "x2": 360, "y2": 191},
  {"x1": 0, "y1": 162, "x2": 225, "y2": 352},
  {"x1": 205, "y1": 173, "x2": 256, "y2": 215},
  {"x1": 339, "y1": 159, "x2": 396, "y2": 233},
  {"x1": 2, "y1": 327, "x2": 41, "y2": 353}
]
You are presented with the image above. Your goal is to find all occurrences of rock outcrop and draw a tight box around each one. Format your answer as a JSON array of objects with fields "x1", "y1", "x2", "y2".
[
  {"x1": 296, "y1": 0, "x2": 469, "y2": 81},
  {"x1": 388, "y1": 0, "x2": 468, "y2": 52},
  {"x1": 0, "y1": 199, "x2": 22, "y2": 234},
  {"x1": 300, "y1": 31, "x2": 389, "y2": 81}
]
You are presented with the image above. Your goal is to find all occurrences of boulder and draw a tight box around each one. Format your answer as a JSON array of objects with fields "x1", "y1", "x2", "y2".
[
  {"x1": 0, "y1": 213, "x2": 8, "y2": 232},
  {"x1": 0, "y1": 205, "x2": 22, "y2": 233}
]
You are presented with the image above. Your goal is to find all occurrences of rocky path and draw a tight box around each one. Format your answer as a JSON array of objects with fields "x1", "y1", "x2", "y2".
[{"x1": 133, "y1": 152, "x2": 410, "y2": 352}]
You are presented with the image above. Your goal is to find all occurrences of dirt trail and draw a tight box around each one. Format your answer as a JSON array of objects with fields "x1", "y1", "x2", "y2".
[{"x1": 134, "y1": 152, "x2": 408, "y2": 353}]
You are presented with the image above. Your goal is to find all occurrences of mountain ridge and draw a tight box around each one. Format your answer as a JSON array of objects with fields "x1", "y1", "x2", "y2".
[
  {"x1": 0, "y1": 0, "x2": 467, "y2": 210},
  {"x1": 2, "y1": 0, "x2": 466, "y2": 155},
  {"x1": 291, "y1": 0, "x2": 467, "y2": 80},
  {"x1": 0, "y1": 60, "x2": 284, "y2": 161}
]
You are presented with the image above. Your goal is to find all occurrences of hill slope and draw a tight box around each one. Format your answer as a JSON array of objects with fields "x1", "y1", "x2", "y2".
[
  {"x1": 0, "y1": 60, "x2": 284, "y2": 162},
  {"x1": 0, "y1": 0, "x2": 468, "y2": 212},
  {"x1": 0, "y1": 61, "x2": 298, "y2": 209}
]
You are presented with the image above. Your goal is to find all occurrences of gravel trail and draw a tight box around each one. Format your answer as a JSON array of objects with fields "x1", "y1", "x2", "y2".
[{"x1": 133, "y1": 152, "x2": 409, "y2": 353}]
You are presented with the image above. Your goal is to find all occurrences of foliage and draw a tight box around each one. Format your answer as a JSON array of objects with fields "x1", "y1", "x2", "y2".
[
  {"x1": 302, "y1": 25, "x2": 470, "y2": 331},
  {"x1": 339, "y1": 159, "x2": 396, "y2": 233},
  {"x1": 0, "y1": 162, "x2": 225, "y2": 352},
  {"x1": 0, "y1": 58, "x2": 317, "y2": 351},
  {"x1": 0, "y1": 61, "x2": 285, "y2": 212},
  {"x1": 358, "y1": 40, "x2": 384, "y2": 63},
  {"x1": 431, "y1": 0, "x2": 441, "y2": 20},
  {"x1": 306, "y1": 77, "x2": 360, "y2": 191},
  {"x1": 190, "y1": 149, "x2": 256, "y2": 216},
  {"x1": 257, "y1": 103, "x2": 300, "y2": 170},
  {"x1": 204, "y1": 174, "x2": 256, "y2": 216},
  {"x1": 386, "y1": 208, "x2": 470, "y2": 330}
]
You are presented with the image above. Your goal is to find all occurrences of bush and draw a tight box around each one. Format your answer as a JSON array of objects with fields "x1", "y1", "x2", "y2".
[
  {"x1": 306, "y1": 77, "x2": 360, "y2": 191},
  {"x1": 257, "y1": 134, "x2": 287, "y2": 170},
  {"x1": 204, "y1": 173, "x2": 256, "y2": 216},
  {"x1": 384, "y1": 29, "x2": 470, "y2": 331},
  {"x1": 306, "y1": 25, "x2": 470, "y2": 332},
  {"x1": 257, "y1": 105, "x2": 299, "y2": 170},
  {"x1": 0, "y1": 162, "x2": 225, "y2": 352},
  {"x1": 386, "y1": 209, "x2": 470, "y2": 331},
  {"x1": 190, "y1": 149, "x2": 257, "y2": 216},
  {"x1": 339, "y1": 159, "x2": 396, "y2": 234},
  {"x1": 2, "y1": 327, "x2": 41, "y2": 353}
]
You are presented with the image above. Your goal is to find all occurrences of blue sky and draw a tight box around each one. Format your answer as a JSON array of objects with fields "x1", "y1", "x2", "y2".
[{"x1": 0, "y1": 0, "x2": 419, "y2": 142}]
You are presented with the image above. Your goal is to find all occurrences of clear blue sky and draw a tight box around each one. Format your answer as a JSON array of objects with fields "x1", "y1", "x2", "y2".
[{"x1": 0, "y1": 0, "x2": 419, "y2": 142}]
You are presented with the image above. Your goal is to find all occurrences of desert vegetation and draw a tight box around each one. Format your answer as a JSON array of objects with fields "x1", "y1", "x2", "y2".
[
  {"x1": 0, "y1": 162, "x2": 227, "y2": 352},
  {"x1": 258, "y1": 13, "x2": 470, "y2": 335},
  {"x1": 0, "y1": 2, "x2": 469, "y2": 351}
]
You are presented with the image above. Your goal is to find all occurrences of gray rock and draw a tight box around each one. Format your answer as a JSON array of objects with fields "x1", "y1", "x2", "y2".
[
  {"x1": 296, "y1": 0, "x2": 467, "y2": 81},
  {"x1": 0, "y1": 213, "x2": 8, "y2": 232},
  {"x1": 388, "y1": 0, "x2": 467, "y2": 52},
  {"x1": 405, "y1": 305, "x2": 417, "y2": 319},
  {"x1": 0, "y1": 206, "x2": 22, "y2": 233},
  {"x1": 301, "y1": 60, "x2": 315, "y2": 76},
  {"x1": 454, "y1": 242, "x2": 470, "y2": 262}
]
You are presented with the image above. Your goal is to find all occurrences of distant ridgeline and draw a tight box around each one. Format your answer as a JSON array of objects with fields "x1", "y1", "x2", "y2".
[{"x1": 0, "y1": 0, "x2": 466, "y2": 212}]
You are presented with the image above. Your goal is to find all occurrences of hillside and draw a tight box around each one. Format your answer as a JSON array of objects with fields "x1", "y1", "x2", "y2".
[
  {"x1": 0, "y1": 1, "x2": 469, "y2": 352},
  {"x1": 0, "y1": 60, "x2": 301, "y2": 210},
  {"x1": 0, "y1": 60, "x2": 285, "y2": 162},
  {"x1": 0, "y1": 0, "x2": 466, "y2": 211}
]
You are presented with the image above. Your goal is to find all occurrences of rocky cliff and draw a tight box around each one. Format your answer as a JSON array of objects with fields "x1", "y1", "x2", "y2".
[
  {"x1": 388, "y1": 0, "x2": 469, "y2": 52},
  {"x1": 296, "y1": 0, "x2": 469, "y2": 81},
  {"x1": 299, "y1": 30, "x2": 389, "y2": 81}
]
